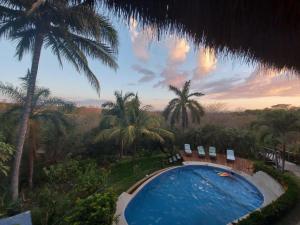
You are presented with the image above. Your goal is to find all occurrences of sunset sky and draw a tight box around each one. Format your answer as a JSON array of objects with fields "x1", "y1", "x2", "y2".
[{"x1": 1, "y1": 16, "x2": 300, "y2": 111}]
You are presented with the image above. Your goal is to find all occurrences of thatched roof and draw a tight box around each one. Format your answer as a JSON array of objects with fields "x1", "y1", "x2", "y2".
[{"x1": 101, "y1": 0, "x2": 300, "y2": 73}]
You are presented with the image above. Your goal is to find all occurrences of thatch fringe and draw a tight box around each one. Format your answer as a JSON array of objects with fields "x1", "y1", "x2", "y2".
[{"x1": 101, "y1": 0, "x2": 300, "y2": 73}]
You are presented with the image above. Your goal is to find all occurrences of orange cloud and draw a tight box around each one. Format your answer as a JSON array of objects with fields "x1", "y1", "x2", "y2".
[
  {"x1": 206, "y1": 66, "x2": 300, "y2": 99},
  {"x1": 194, "y1": 47, "x2": 217, "y2": 79},
  {"x1": 154, "y1": 67, "x2": 189, "y2": 88},
  {"x1": 129, "y1": 18, "x2": 154, "y2": 61},
  {"x1": 167, "y1": 37, "x2": 190, "y2": 63}
]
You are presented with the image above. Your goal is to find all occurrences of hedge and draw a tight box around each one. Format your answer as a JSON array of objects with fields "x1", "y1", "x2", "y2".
[{"x1": 235, "y1": 161, "x2": 299, "y2": 225}]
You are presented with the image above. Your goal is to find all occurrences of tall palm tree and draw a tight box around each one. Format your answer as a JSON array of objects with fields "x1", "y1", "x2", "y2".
[
  {"x1": 163, "y1": 80, "x2": 205, "y2": 130},
  {"x1": 0, "y1": 76, "x2": 74, "y2": 188},
  {"x1": 96, "y1": 94, "x2": 174, "y2": 157},
  {"x1": 253, "y1": 110, "x2": 300, "y2": 172},
  {"x1": 102, "y1": 91, "x2": 135, "y2": 121},
  {"x1": 0, "y1": 0, "x2": 118, "y2": 200}
]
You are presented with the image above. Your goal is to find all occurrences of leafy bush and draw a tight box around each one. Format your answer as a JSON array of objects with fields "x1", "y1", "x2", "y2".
[
  {"x1": 63, "y1": 191, "x2": 116, "y2": 225},
  {"x1": 43, "y1": 158, "x2": 108, "y2": 198},
  {"x1": 25, "y1": 159, "x2": 110, "y2": 225},
  {"x1": 235, "y1": 162, "x2": 299, "y2": 225},
  {"x1": 0, "y1": 133, "x2": 14, "y2": 176}
]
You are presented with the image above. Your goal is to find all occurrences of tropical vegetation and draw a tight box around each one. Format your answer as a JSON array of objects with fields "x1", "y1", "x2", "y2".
[
  {"x1": 0, "y1": 1, "x2": 299, "y2": 224},
  {"x1": 0, "y1": 77, "x2": 299, "y2": 225},
  {"x1": 96, "y1": 92, "x2": 174, "y2": 157},
  {"x1": 0, "y1": 133, "x2": 14, "y2": 176},
  {"x1": 0, "y1": 0, "x2": 118, "y2": 200},
  {"x1": 252, "y1": 110, "x2": 300, "y2": 171},
  {"x1": 0, "y1": 75, "x2": 74, "y2": 188}
]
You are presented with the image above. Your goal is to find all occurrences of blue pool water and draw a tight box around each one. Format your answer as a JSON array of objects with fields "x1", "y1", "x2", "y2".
[{"x1": 125, "y1": 165, "x2": 263, "y2": 225}]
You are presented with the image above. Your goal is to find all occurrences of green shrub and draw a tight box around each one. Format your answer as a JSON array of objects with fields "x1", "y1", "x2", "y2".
[
  {"x1": 235, "y1": 162, "x2": 299, "y2": 225},
  {"x1": 27, "y1": 159, "x2": 110, "y2": 225},
  {"x1": 0, "y1": 135, "x2": 14, "y2": 176},
  {"x1": 30, "y1": 186, "x2": 71, "y2": 225},
  {"x1": 63, "y1": 191, "x2": 116, "y2": 225},
  {"x1": 43, "y1": 158, "x2": 108, "y2": 198}
]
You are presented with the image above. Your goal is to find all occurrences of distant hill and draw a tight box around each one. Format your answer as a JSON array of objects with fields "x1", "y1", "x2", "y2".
[{"x1": 74, "y1": 99, "x2": 107, "y2": 108}]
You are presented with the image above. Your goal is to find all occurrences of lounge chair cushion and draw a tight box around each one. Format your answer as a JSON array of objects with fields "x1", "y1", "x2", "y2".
[
  {"x1": 184, "y1": 144, "x2": 192, "y2": 154},
  {"x1": 209, "y1": 146, "x2": 217, "y2": 157},
  {"x1": 227, "y1": 149, "x2": 235, "y2": 161},
  {"x1": 197, "y1": 146, "x2": 205, "y2": 156}
]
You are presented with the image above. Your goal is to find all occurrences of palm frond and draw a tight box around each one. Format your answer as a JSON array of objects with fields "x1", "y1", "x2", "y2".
[
  {"x1": 94, "y1": 127, "x2": 120, "y2": 142},
  {"x1": 102, "y1": 101, "x2": 114, "y2": 108},
  {"x1": 163, "y1": 98, "x2": 179, "y2": 119},
  {"x1": 0, "y1": 82, "x2": 25, "y2": 103},
  {"x1": 0, "y1": 0, "x2": 119, "y2": 95},
  {"x1": 182, "y1": 80, "x2": 191, "y2": 97},
  {"x1": 140, "y1": 128, "x2": 164, "y2": 143},
  {"x1": 188, "y1": 99, "x2": 205, "y2": 116},
  {"x1": 188, "y1": 92, "x2": 204, "y2": 98},
  {"x1": 168, "y1": 85, "x2": 182, "y2": 97}
]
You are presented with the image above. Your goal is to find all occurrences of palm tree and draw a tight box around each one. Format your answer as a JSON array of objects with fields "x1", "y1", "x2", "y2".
[
  {"x1": 102, "y1": 91, "x2": 135, "y2": 121},
  {"x1": 96, "y1": 94, "x2": 174, "y2": 157},
  {"x1": 0, "y1": 1, "x2": 118, "y2": 200},
  {"x1": 163, "y1": 80, "x2": 205, "y2": 130},
  {"x1": 253, "y1": 110, "x2": 300, "y2": 172},
  {"x1": 0, "y1": 76, "x2": 74, "y2": 188}
]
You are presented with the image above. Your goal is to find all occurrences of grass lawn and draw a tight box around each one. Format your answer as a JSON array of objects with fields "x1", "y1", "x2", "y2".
[{"x1": 107, "y1": 154, "x2": 170, "y2": 194}]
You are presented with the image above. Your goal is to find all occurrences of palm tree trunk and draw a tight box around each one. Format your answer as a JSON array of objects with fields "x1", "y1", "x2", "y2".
[
  {"x1": 28, "y1": 123, "x2": 37, "y2": 189},
  {"x1": 10, "y1": 33, "x2": 44, "y2": 201},
  {"x1": 28, "y1": 147, "x2": 34, "y2": 189},
  {"x1": 181, "y1": 106, "x2": 185, "y2": 131}
]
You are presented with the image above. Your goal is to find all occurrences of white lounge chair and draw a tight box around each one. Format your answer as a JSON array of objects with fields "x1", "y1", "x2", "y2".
[
  {"x1": 197, "y1": 146, "x2": 205, "y2": 157},
  {"x1": 227, "y1": 149, "x2": 235, "y2": 161},
  {"x1": 184, "y1": 144, "x2": 192, "y2": 155},
  {"x1": 209, "y1": 146, "x2": 217, "y2": 158},
  {"x1": 176, "y1": 153, "x2": 182, "y2": 160},
  {"x1": 172, "y1": 155, "x2": 178, "y2": 162}
]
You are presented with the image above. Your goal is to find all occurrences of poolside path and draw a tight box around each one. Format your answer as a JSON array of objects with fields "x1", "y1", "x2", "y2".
[{"x1": 285, "y1": 161, "x2": 300, "y2": 177}]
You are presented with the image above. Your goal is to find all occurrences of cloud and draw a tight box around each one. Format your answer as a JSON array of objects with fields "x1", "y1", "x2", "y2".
[
  {"x1": 154, "y1": 67, "x2": 189, "y2": 88},
  {"x1": 129, "y1": 18, "x2": 154, "y2": 62},
  {"x1": 154, "y1": 37, "x2": 192, "y2": 88},
  {"x1": 154, "y1": 41, "x2": 217, "y2": 89},
  {"x1": 193, "y1": 76, "x2": 242, "y2": 94},
  {"x1": 132, "y1": 64, "x2": 156, "y2": 83},
  {"x1": 207, "y1": 67, "x2": 300, "y2": 99},
  {"x1": 193, "y1": 47, "x2": 217, "y2": 79},
  {"x1": 167, "y1": 37, "x2": 190, "y2": 64}
]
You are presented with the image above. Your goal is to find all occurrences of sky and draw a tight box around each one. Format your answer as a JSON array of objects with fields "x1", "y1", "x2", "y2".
[{"x1": 1, "y1": 15, "x2": 300, "y2": 111}]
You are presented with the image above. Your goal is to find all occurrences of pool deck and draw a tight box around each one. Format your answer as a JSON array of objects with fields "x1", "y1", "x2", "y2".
[{"x1": 180, "y1": 151, "x2": 254, "y2": 175}]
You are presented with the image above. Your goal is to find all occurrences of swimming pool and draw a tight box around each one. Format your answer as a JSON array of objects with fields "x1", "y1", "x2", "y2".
[{"x1": 125, "y1": 165, "x2": 263, "y2": 225}]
